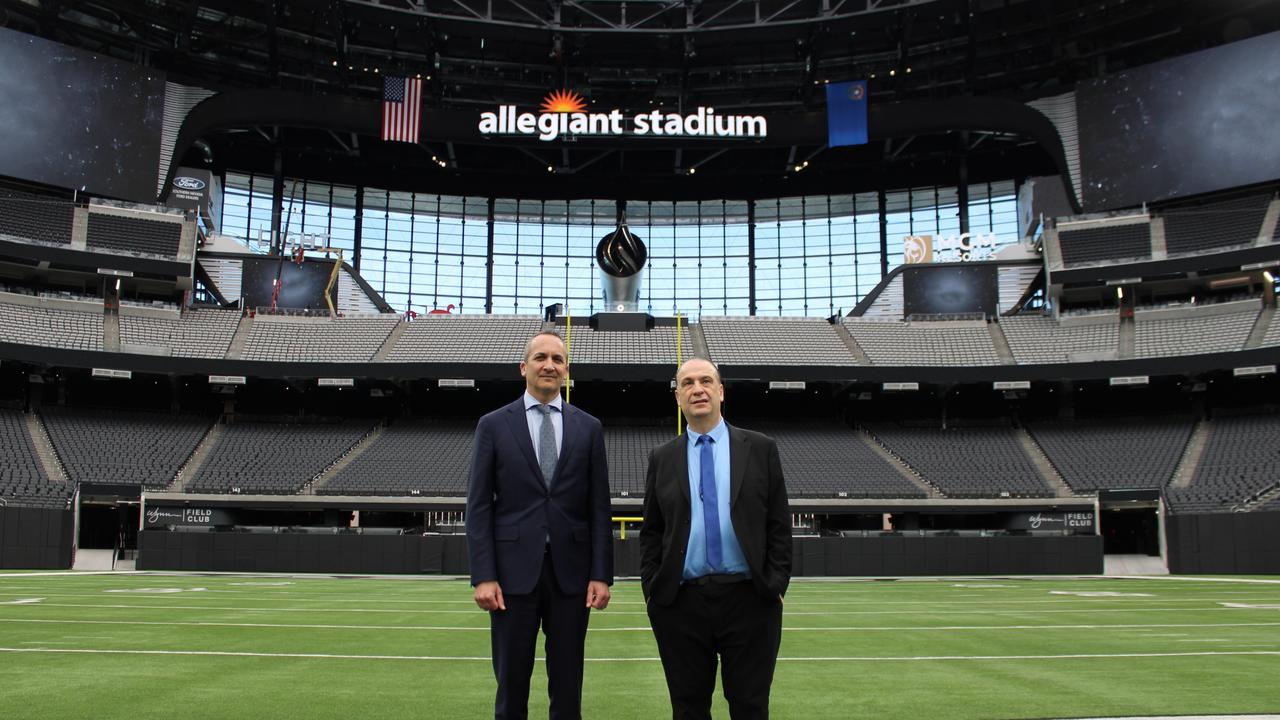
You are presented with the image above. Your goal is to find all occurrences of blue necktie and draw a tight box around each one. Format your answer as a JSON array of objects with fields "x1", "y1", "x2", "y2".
[{"x1": 697, "y1": 435, "x2": 723, "y2": 572}]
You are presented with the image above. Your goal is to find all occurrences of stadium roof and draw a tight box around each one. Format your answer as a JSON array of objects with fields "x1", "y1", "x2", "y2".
[{"x1": 5, "y1": 0, "x2": 1278, "y2": 199}]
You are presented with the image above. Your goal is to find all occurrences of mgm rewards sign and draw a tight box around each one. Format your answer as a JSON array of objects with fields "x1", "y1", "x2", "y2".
[{"x1": 479, "y1": 89, "x2": 768, "y2": 142}]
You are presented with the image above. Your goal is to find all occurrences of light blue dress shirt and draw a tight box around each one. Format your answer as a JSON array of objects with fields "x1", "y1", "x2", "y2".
[
  {"x1": 523, "y1": 391, "x2": 563, "y2": 464},
  {"x1": 682, "y1": 419, "x2": 750, "y2": 580}
]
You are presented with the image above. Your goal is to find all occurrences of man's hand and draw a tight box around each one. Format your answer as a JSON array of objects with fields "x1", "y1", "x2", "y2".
[
  {"x1": 474, "y1": 581, "x2": 505, "y2": 612},
  {"x1": 586, "y1": 580, "x2": 611, "y2": 610}
]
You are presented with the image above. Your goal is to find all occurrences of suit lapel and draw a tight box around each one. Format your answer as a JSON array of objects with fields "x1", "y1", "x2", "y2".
[
  {"x1": 728, "y1": 425, "x2": 747, "y2": 508},
  {"x1": 556, "y1": 403, "x2": 577, "y2": 482},
  {"x1": 503, "y1": 399, "x2": 543, "y2": 480}
]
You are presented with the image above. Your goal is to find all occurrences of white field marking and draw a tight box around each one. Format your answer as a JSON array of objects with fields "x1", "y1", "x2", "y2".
[
  {"x1": 1221, "y1": 603, "x2": 1280, "y2": 610},
  {"x1": 103, "y1": 588, "x2": 208, "y2": 594},
  {"x1": 3, "y1": 618, "x2": 1278, "y2": 634},
  {"x1": 227, "y1": 582, "x2": 294, "y2": 587},
  {"x1": 1, "y1": 598, "x2": 44, "y2": 605},
  {"x1": 12, "y1": 602, "x2": 1280, "y2": 618},
  {"x1": 1107, "y1": 576, "x2": 1280, "y2": 585},
  {"x1": 2, "y1": 647, "x2": 1280, "y2": 663},
  {"x1": 0, "y1": 572, "x2": 142, "y2": 579},
  {"x1": 1049, "y1": 591, "x2": 1156, "y2": 597},
  {"x1": 952, "y1": 584, "x2": 1012, "y2": 588}
]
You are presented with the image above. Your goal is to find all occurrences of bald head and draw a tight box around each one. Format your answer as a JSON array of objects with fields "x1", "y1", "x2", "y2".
[{"x1": 675, "y1": 358, "x2": 724, "y2": 433}]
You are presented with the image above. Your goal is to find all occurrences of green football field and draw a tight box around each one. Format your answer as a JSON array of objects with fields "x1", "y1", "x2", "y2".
[{"x1": 1, "y1": 571, "x2": 1278, "y2": 719}]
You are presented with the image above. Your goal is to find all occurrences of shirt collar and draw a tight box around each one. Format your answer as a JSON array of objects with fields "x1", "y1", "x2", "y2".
[
  {"x1": 686, "y1": 418, "x2": 727, "y2": 445},
  {"x1": 523, "y1": 391, "x2": 563, "y2": 412}
]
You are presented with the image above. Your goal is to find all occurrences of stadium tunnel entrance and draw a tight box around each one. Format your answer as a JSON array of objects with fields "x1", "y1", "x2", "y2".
[{"x1": 77, "y1": 484, "x2": 142, "y2": 570}]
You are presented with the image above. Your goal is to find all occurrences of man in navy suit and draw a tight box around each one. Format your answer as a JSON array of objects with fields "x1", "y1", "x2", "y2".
[
  {"x1": 641, "y1": 357, "x2": 792, "y2": 719},
  {"x1": 467, "y1": 330, "x2": 613, "y2": 720}
]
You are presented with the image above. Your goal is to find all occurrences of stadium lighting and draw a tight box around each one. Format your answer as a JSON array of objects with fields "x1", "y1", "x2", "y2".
[
  {"x1": 1264, "y1": 270, "x2": 1274, "y2": 283},
  {"x1": 1116, "y1": 287, "x2": 1123, "y2": 299}
]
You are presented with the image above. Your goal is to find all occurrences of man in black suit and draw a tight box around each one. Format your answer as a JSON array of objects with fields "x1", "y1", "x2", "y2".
[
  {"x1": 467, "y1": 331, "x2": 613, "y2": 720},
  {"x1": 640, "y1": 357, "x2": 792, "y2": 719}
]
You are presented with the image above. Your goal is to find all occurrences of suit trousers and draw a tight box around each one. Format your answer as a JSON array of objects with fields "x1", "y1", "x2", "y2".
[
  {"x1": 647, "y1": 580, "x2": 783, "y2": 720},
  {"x1": 490, "y1": 550, "x2": 590, "y2": 720}
]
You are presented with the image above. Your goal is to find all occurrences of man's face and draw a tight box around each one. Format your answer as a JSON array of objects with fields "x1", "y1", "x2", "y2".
[
  {"x1": 521, "y1": 334, "x2": 568, "y2": 400},
  {"x1": 675, "y1": 359, "x2": 724, "y2": 426}
]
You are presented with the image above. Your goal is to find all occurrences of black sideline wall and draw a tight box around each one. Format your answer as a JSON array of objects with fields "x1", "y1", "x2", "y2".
[
  {"x1": 139, "y1": 532, "x2": 1104, "y2": 576},
  {"x1": 1166, "y1": 511, "x2": 1280, "y2": 574},
  {"x1": 0, "y1": 507, "x2": 74, "y2": 569}
]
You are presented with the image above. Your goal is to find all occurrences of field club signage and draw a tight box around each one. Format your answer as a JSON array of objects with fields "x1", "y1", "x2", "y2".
[{"x1": 479, "y1": 89, "x2": 767, "y2": 142}]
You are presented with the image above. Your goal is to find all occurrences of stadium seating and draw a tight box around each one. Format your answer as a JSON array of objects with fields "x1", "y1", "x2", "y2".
[
  {"x1": 1162, "y1": 194, "x2": 1272, "y2": 255},
  {"x1": 1132, "y1": 302, "x2": 1259, "y2": 358},
  {"x1": 1166, "y1": 413, "x2": 1280, "y2": 514},
  {"x1": 748, "y1": 420, "x2": 929, "y2": 498},
  {"x1": 863, "y1": 422, "x2": 1054, "y2": 497},
  {"x1": 187, "y1": 419, "x2": 375, "y2": 494},
  {"x1": 85, "y1": 212, "x2": 182, "y2": 257},
  {"x1": 701, "y1": 316, "x2": 856, "y2": 366},
  {"x1": 1057, "y1": 222, "x2": 1151, "y2": 266},
  {"x1": 560, "y1": 325, "x2": 691, "y2": 365},
  {"x1": 1000, "y1": 314, "x2": 1118, "y2": 364},
  {"x1": 0, "y1": 409, "x2": 68, "y2": 508},
  {"x1": 1026, "y1": 417, "x2": 1193, "y2": 492},
  {"x1": 844, "y1": 319, "x2": 1001, "y2": 366},
  {"x1": 317, "y1": 418, "x2": 474, "y2": 496},
  {"x1": 119, "y1": 308, "x2": 241, "y2": 358},
  {"x1": 605, "y1": 424, "x2": 676, "y2": 497},
  {"x1": 241, "y1": 314, "x2": 399, "y2": 362},
  {"x1": 39, "y1": 407, "x2": 214, "y2": 489},
  {"x1": 0, "y1": 300, "x2": 103, "y2": 351},
  {"x1": 384, "y1": 314, "x2": 545, "y2": 363},
  {"x1": 0, "y1": 190, "x2": 74, "y2": 245}
]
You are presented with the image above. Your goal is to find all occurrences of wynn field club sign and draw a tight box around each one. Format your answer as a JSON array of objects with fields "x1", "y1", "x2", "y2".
[{"x1": 478, "y1": 89, "x2": 768, "y2": 142}]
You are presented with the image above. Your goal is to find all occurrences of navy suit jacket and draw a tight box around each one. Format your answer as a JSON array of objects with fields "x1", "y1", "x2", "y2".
[
  {"x1": 639, "y1": 424, "x2": 792, "y2": 607},
  {"x1": 466, "y1": 397, "x2": 613, "y2": 596}
]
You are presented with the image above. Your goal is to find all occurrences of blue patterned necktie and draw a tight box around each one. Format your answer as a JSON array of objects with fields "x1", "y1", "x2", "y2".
[
  {"x1": 696, "y1": 434, "x2": 723, "y2": 572},
  {"x1": 537, "y1": 404, "x2": 558, "y2": 488}
]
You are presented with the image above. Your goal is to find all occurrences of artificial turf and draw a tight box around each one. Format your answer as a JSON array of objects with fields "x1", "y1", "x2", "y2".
[{"x1": 0, "y1": 572, "x2": 1278, "y2": 719}]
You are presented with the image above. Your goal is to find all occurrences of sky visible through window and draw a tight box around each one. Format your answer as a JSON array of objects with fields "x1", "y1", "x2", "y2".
[{"x1": 221, "y1": 174, "x2": 1018, "y2": 319}]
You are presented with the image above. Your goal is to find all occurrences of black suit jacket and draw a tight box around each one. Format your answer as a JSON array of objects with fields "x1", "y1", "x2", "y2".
[
  {"x1": 466, "y1": 397, "x2": 613, "y2": 596},
  {"x1": 639, "y1": 424, "x2": 792, "y2": 606}
]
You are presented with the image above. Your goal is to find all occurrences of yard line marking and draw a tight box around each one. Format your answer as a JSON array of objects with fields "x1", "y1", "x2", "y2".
[
  {"x1": 8, "y1": 602, "x2": 1280, "y2": 617},
  {"x1": 1, "y1": 647, "x2": 1279, "y2": 663},
  {"x1": 2, "y1": 618, "x2": 1277, "y2": 633},
  {"x1": 1, "y1": 598, "x2": 44, "y2": 605}
]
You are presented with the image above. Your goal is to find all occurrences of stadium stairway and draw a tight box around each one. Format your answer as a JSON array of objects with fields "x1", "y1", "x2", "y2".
[
  {"x1": 373, "y1": 321, "x2": 407, "y2": 361},
  {"x1": 688, "y1": 322, "x2": 711, "y2": 360},
  {"x1": 25, "y1": 412, "x2": 68, "y2": 486},
  {"x1": 224, "y1": 315, "x2": 253, "y2": 360},
  {"x1": 1258, "y1": 197, "x2": 1280, "y2": 246},
  {"x1": 171, "y1": 420, "x2": 225, "y2": 492},
  {"x1": 987, "y1": 322, "x2": 1016, "y2": 365},
  {"x1": 856, "y1": 427, "x2": 941, "y2": 497},
  {"x1": 1169, "y1": 419, "x2": 1211, "y2": 490},
  {"x1": 1244, "y1": 305, "x2": 1275, "y2": 348},
  {"x1": 834, "y1": 324, "x2": 872, "y2": 365},
  {"x1": 308, "y1": 423, "x2": 386, "y2": 494},
  {"x1": 1014, "y1": 427, "x2": 1076, "y2": 496},
  {"x1": 1118, "y1": 315, "x2": 1136, "y2": 359},
  {"x1": 103, "y1": 310, "x2": 120, "y2": 352}
]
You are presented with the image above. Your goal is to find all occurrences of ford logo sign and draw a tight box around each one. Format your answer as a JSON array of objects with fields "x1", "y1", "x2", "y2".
[{"x1": 173, "y1": 176, "x2": 206, "y2": 190}]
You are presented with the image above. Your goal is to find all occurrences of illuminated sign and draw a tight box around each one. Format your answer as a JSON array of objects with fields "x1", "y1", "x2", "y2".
[
  {"x1": 479, "y1": 89, "x2": 768, "y2": 142},
  {"x1": 903, "y1": 232, "x2": 999, "y2": 263}
]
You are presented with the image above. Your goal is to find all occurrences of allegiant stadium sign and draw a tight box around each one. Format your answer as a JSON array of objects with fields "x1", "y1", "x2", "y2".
[{"x1": 478, "y1": 89, "x2": 768, "y2": 142}]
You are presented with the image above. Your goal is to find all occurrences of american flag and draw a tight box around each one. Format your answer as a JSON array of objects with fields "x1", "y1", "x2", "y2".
[{"x1": 382, "y1": 76, "x2": 422, "y2": 143}]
